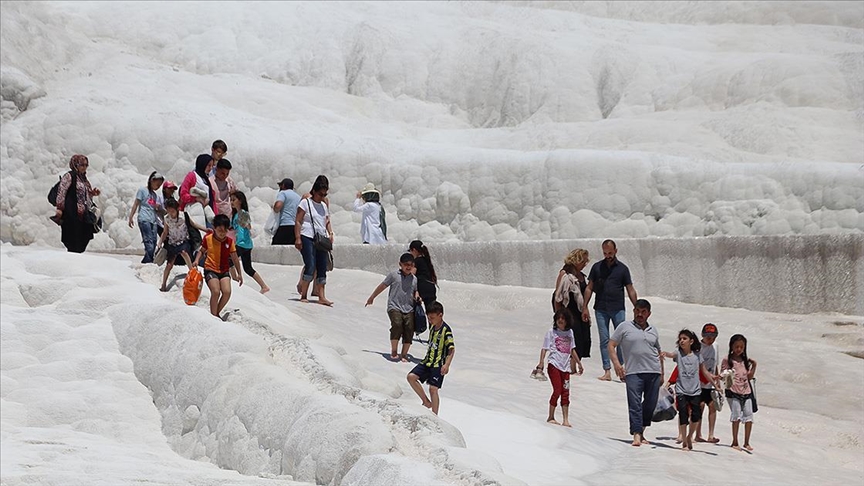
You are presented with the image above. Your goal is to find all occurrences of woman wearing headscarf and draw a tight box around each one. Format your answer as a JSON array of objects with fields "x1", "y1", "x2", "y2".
[
  {"x1": 54, "y1": 154, "x2": 101, "y2": 253},
  {"x1": 179, "y1": 154, "x2": 215, "y2": 212},
  {"x1": 353, "y1": 183, "x2": 387, "y2": 244}
]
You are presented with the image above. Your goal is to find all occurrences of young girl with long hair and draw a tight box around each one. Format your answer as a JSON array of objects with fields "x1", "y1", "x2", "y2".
[
  {"x1": 230, "y1": 191, "x2": 270, "y2": 293},
  {"x1": 408, "y1": 240, "x2": 438, "y2": 310},
  {"x1": 536, "y1": 308, "x2": 584, "y2": 427},
  {"x1": 662, "y1": 329, "x2": 719, "y2": 450},
  {"x1": 721, "y1": 334, "x2": 757, "y2": 451}
]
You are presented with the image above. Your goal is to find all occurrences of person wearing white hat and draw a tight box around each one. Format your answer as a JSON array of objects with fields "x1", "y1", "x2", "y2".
[
  {"x1": 353, "y1": 183, "x2": 387, "y2": 245},
  {"x1": 128, "y1": 170, "x2": 165, "y2": 264}
]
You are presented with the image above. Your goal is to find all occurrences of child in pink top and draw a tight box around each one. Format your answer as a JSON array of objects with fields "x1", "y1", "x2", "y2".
[
  {"x1": 536, "y1": 308, "x2": 584, "y2": 427},
  {"x1": 720, "y1": 334, "x2": 758, "y2": 452}
]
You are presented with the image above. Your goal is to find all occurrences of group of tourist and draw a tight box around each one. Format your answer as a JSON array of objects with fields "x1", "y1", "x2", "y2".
[
  {"x1": 52, "y1": 153, "x2": 756, "y2": 443},
  {"x1": 536, "y1": 239, "x2": 758, "y2": 452}
]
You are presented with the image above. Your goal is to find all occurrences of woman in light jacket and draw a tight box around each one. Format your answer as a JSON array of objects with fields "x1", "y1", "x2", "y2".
[{"x1": 353, "y1": 183, "x2": 387, "y2": 244}]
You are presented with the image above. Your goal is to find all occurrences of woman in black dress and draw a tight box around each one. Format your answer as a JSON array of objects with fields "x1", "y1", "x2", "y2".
[
  {"x1": 408, "y1": 240, "x2": 438, "y2": 310},
  {"x1": 553, "y1": 248, "x2": 591, "y2": 360}
]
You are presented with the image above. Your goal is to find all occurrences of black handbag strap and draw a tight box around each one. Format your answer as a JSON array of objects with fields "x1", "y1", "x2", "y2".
[{"x1": 307, "y1": 198, "x2": 325, "y2": 235}]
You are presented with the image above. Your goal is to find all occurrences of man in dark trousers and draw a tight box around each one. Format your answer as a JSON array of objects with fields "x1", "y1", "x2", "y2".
[{"x1": 582, "y1": 239, "x2": 638, "y2": 381}]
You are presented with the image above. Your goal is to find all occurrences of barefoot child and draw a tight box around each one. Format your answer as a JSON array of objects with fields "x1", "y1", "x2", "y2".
[
  {"x1": 156, "y1": 198, "x2": 198, "y2": 291},
  {"x1": 661, "y1": 329, "x2": 719, "y2": 451},
  {"x1": 721, "y1": 334, "x2": 757, "y2": 452},
  {"x1": 195, "y1": 214, "x2": 243, "y2": 318},
  {"x1": 366, "y1": 253, "x2": 418, "y2": 362},
  {"x1": 695, "y1": 323, "x2": 720, "y2": 444},
  {"x1": 536, "y1": 308, "x2": 584, "y2": 427},
  {"x1": 230, "y1": 191, "x2": 270, "y2": 293},
  {"x1": 407, "y1": 301, "x2": 454, "y2": 415}
]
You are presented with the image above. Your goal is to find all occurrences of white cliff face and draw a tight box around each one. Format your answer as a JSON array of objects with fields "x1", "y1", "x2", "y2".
[{"x1": 1, "y1": 1, "x2": 862, "y2": 248}]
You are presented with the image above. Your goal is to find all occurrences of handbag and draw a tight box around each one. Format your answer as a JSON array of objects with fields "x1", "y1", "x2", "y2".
[
  {"x1": 83, "y1": 201, "x2": 102, "y2": 233},
  {"x1": 307, "y1": 199, "x2": 333, "y2": 252},
  {"x1": 265, "y1": 211, "x2": 279, "y2": 237},
  {"x1": 154, "y1": 246, "x2": 168, "y2": 266},
  {"x1": 414, "y1": 301, "x2": 428, "y2": 335}
]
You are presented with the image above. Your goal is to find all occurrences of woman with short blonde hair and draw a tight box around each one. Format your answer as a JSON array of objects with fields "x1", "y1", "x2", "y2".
[{"x1": 555, "y1": 248, "x2": 592, "y2": 361}]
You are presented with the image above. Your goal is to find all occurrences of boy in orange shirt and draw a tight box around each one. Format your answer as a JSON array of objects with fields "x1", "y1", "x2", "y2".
[{"x1": 195, "y1": 214, "x2": 243, "y2": 318}]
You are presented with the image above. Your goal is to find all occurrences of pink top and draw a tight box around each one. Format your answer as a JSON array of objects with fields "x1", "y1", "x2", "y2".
[
  {"x1": 178, "y1": 172, "x2": 198, "y2": 211},
  {"x1": 721, "y1": 357, "x2": 752, "y2": 395}
]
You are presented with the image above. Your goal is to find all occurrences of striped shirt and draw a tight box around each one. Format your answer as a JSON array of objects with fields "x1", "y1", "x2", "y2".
[
  {"x1": 202, "y1": 232, "x2": 236, "y2": 273},
  {"x1": 422, "y1": 322, "x2": 455, "y2": 368}
]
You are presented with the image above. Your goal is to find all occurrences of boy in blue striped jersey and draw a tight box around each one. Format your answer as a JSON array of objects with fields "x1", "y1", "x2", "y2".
[{"x1": 407, "y1": 301, "x2": 455, "y2": 415}]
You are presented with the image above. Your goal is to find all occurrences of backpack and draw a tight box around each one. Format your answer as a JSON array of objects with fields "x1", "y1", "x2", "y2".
[{"x1": 48, "y1": 171, "x2": 74, "y2": 205}]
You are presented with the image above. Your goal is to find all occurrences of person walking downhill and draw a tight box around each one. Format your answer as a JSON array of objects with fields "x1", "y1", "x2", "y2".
[
  {"x1": 407, "y1": 301, "x2": 455, "y2": 416},
  {"x1": 353, "y1": 183, "x2": 387, "y2": 244},
  {"x1": 536, "y1": 308, "x2": 584, "y2": 427},
  {"x1": 53, "y1": 154, "x2": 102, "y2": 253},
  {"x1": 128, "y1": 171, "x2": 165, "y2": 264},
  {"x1": 295, "y1": 175, "x2": 334, "y2": 306},
  {"x1": 179, "y1": 154, "x2": 215, "y2": 214},
  {"x1": 553, "y1": 248, "x2": 592, "y2": 363},
  {"x1": 365, "y1": 253, "x2": 418, "y2": 362},
  {"x1": 230, "y1": 191, "x2": 270, "y2": 294},
  {"x1": 721, "y1": 334, "x2": 757, "y2": 452},
  {"x1": 582, "y1": 240, "x2": 638, "y2": 381},
  {"x1": 661, "y1": 329, "x2": 720, "y2": 451},
  {"x1": 156, "y1": 198, "x2": 198, "y2": 292},
  {"x1": 195, "y1": 214, "x2": 243, "y2": 319},
  {"x1": 408, "y1": 240, "x2": 438, "y2": 312},
  {"x1": 608, "y1": 299, "x2": 664, "y2": 447},
  {"x1": 695, "y1": 323, "x2": 721, "y2": 444},
  {"x1": 272, "y1": 178, "x2": 301, "y2": 245}
]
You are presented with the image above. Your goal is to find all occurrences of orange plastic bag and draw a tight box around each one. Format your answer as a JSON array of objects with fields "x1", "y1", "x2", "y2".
[{"x1": 183, "y1": 267, "x2": 203, "y2": 305}]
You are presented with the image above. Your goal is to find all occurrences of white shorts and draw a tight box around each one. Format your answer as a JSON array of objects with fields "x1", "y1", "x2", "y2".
[{"x1": 728, "y1": 396, "x2": 754, "y2": 423}]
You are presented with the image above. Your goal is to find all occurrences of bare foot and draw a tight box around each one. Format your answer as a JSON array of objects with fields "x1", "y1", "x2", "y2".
[
  {"x1": 731, "y1": 443, "x2": 741, "y2": 451},
  {"x1": 260, "y1": 287, "x2": 270, "y2": 294},
  {"x1": 631, "y1": 436, "x2": 641, "y2": 447},
  {"x1": 547, "y1": 418, "x2": 560, "y2": 425},
  {"x1": 160, "y1": 286, "x2": 167, "y2": 292},
  {"x1": 686, "y1": 438, "x2": 693, "y2": 451},
  {"x1": 641, "y1": 437, "x2": 650, "y2": 445},
  {"x1": 695, "y1": 437, "x2": 706, "y2": 443},
  {"x1": 318, "y1": 298, "x2": 334, "y2": 307},
  {"x1": 708, "y1": 437, "x2": 720, "y2": 444},
  {"x1": 744, "y1": 444, "x2": 753, "y2": 451},
  {"x1": 561, "y1": 422, "x2": 572, "y2": 428},
  {"x1": 390, "y1": 353, "x2": 399, "y2": 361},
  {"x1": 400, "y1": 356, "x2": 409, "y2": 363},
  {"x1": 422, "y1": 400, "x2": 432, "y2": 409},
  {"x1": 597, "y1": 372, "x2": 612, "y2": 382},
  {"x1": 675, "y1": 437, "x2": 684, "y2": 444},
  {"x1": 300, "y1": 297, "x2": 309, "y2": 303}
]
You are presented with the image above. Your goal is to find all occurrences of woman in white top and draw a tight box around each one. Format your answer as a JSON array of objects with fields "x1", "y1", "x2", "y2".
[
  {"x1": 295, "y1": 175, "x2": 334, "y2": 306},
  {"x1": 353, "y1": 183, "x2": 387, "y2": 244}
]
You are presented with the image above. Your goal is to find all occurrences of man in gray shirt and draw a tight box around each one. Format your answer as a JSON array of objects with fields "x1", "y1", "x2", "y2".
[
  {"x1": 609, "y1": 299, "x2": 665, "y2": 447},
  {"x1": 366, "y1": 253, "x2": 418, "y2": 362}
]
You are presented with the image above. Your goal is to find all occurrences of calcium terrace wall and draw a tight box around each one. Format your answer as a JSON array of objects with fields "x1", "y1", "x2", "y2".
[{"x1": 255, "y1": 235, "x2": 864, "y2": 316}]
